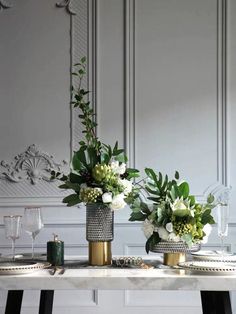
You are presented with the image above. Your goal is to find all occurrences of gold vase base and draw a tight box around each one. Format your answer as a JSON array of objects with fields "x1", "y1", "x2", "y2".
[
  {"x1": 163, "y1": 252, "x2": 186, "y2": 266},
  {"x1": 89, "y1": 241, "x2": 112, "y2": 266}
]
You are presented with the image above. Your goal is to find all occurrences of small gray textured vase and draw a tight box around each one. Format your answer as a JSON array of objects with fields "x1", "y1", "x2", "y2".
[{"x1": 86, "y1": 203, "x2": 114, "y2": 242}]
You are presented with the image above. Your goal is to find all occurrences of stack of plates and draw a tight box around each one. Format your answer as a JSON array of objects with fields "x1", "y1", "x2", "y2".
[{"x1": 191, "y1": 250, "x2": 236, "y2": 262}]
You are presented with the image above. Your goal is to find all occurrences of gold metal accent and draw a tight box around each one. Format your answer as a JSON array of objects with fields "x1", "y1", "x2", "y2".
[
  {"x1": 163, "y1": 252, "x2": 186, "y2": 266},
  {"x1": 89, "y1": 242, "x2": 112, "y2": 266}
]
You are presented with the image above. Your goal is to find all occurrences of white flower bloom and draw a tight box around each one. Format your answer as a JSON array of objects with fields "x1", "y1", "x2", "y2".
[
  {"x1": 102, "y1": 192, "x2": 113, "y2": 204},
  {"x1": 171, "y1": 197, "x2": 190, "y2": 217},
  {"x1": 166, "y1": 222, "x2": 173, "y2": 233},
  {"x1": 168, "y1": 232, "x2": 180, "y2": 242},
  {"x1": 119, "y1": 178, "x2": 133, "y2": 195},
  {"x1": 201, "y1": 223, "x2": 212, "y2": 244},
  {"x1": 110, "y1": 161, "x2": 126, "y2": 175},
  {"x1": 203, "y1": 223, "x2": 212, "y2": 237},
  {"x1": 157, "y1": 227, "x2": 169, "y2": 241},
  {"x1": 142, "y1": 219, "x2": 155, "y2": 239},
  {"x1": 171, "y1": 198, "x2": 188, "y2": 211},
  {"x1": 110, "y1": 160, "x2": 119, "y2": 172},
  {"x1": 118, "y1": 163, "x2": 126, "y2": 175},
  {"x1": 109, "y1": 193, "x2": 126, "y2": 211}
]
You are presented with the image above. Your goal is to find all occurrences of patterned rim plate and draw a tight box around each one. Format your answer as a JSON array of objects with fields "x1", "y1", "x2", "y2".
[
  {"x1": 150, "y1": 241, "x2": 200, "y2": 253},
  {"x1": 178, "y1": 261, "x2": 236, "y2": 275},
  {"x1": 191, "y1": 250, "x2": 236, "y2": 262},
  {"x1": 0, "y1": 260, "x2": 51, "y2": 275}
]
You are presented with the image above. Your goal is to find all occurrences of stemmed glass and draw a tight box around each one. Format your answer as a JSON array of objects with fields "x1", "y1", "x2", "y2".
[
  {"x1": 23, "y1": 207, "x2": 44, "y2": 259},
  {"x1": 4, "y1": 215, "x2": 22, "y2": 261},
  {"x1": 216, "y1": 188, "x2": 230, "y2": 259},
  {"x1": 217, "y1": 203, "x2": 229, "y2": 258}
]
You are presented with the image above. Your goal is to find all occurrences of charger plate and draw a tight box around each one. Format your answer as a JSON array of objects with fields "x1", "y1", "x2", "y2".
[
  {"x1": 178, "y1": 261, "x2": 236, "y2": 275},
  {"x1": 191, "y1": 250, "x2": 236, "y2": 262},
  {"x1": 0, "y1": 260, "x2": 50, "y2": 275}
]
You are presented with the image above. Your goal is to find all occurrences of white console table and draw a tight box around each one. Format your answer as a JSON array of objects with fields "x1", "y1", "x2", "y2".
[{"x1": 1, "y1": 267, "x2": 235, "y2": 314}]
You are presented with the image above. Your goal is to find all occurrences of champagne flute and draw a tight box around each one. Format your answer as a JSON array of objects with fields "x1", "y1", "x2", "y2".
[
  {"x1": 4, "y1": 215, "x2": 22, "y2": 261},
  {"x1": 217, "y1": 203, "x2": 229, "y2": 259},
  {"x1": 23, "y1": 207, "x2": 44, "y2": 259}
]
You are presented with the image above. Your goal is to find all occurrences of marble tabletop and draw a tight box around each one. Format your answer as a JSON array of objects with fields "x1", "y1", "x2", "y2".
[{"x1": 0, "y1": 259, "x2": 236, "y2": 292}]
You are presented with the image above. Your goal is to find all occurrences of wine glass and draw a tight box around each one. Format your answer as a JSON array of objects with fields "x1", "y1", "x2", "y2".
[
  {"x1": 4, "y1": 215, "x2": 22, "y2": 261},
  {"x1": 217, "y1": 203, "x2": 230, "y2": 259},
  {"x1": 23, "y1": 207, "x2": 44, "y2": 259}
]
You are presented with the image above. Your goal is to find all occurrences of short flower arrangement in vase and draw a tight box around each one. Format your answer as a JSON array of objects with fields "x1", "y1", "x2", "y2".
[
  {"x1": 129, "y1": 168, "x2": 216, "y2": 265},
  {"x1": 52, "y1": 57, "x2": 139, "y2": 266}
]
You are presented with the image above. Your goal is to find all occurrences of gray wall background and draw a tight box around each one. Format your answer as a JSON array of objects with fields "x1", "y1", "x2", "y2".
[{"x1": 0, "y1": 0, "x2": 236, "y2": 313}]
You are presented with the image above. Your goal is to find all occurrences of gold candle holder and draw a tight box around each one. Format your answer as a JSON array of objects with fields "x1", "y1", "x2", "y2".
[
  {"x1": 163, "y1": 252, "x2": 186, "y2": 266},
  {"x1": 89, "y1": 241, "x2": 112, "y2": 266}
]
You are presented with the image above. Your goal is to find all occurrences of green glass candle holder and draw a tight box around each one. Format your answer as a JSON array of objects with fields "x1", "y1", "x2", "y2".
[{"x1": 47, "y1": 234, "x2": 64, "y2": 266}]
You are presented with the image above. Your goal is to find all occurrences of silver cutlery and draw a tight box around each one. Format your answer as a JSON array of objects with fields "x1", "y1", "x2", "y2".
[{"x1": 49, "y1": 266, "x2": 65, "y2": 276}]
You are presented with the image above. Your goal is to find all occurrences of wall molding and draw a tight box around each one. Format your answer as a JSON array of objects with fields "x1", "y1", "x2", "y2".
[
  {"x1": 0, "y1": 0, "x2": 88, "y2": 206},
  {"x1": 0, "y1": 144, "x2": 67, "y2": 185},
  {"x1": 0, "y1": 0, "x2": 12, "y2": 12},
  {"x1": 88, "y1": 0, "x2": 99, "y2": 139},
  {"x1": 217, "y1": 0, "x2": 229, "y2": 188},
  {"x1": 124, "y1": 0, "x2": 229, "y2": 198},
  {"x1": 56, "y1": 0, "x2": 76, "y2": 15},
  {"x1": 124, "y1": 0, "x2": 136, "y2": 169},
  {"x1": 0, "y1": 0, "x2": 77, "y2": 14},
  {"x1": 71, "y1": 0, "x2": 88, "y2": 152}
]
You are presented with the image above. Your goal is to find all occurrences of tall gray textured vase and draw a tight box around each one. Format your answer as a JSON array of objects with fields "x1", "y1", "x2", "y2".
[{"x1": 86, "y1": 203, "x2": 114, "y2": 266}]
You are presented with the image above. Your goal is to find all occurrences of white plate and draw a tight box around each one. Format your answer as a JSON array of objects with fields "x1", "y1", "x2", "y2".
[
  {"x1": 1, "y1": 253, "x2": 47, "y2": 262},
  {"x1": 179, "y1": 261, "x2": 236, "y2": 275},
  {"x1": 0, "y1": 260, "x2": 51, "y2": 275},
  {"x1": 191, "y1": 250, "x2": 236, "y2": 262}
]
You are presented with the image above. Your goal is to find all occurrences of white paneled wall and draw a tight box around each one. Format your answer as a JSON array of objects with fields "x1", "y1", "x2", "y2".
[{"x1": 0, "y1": 0, "x2": 236, "y2": 313}]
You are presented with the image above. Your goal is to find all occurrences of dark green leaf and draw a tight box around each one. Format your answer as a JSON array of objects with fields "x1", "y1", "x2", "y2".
[
  {"x1": 158, "y1": 172, "x2": 163, "y2": 186},
  {"x1": 178, "y1": 182, "x2": 190, "y2": 198},
  {"x1": 69, "y1": 173, "x2": 84, "y2": 184},
  {"x1": 62, "y1": 194, "x2": 81, "y2": 206},
  {"x1": 207, "y1": 194, "x2": 215, "y2": 204},
  {"x1": 201, "y1": 209, "x2": 214, "y2": 225},
  {"x1": 175, "y1": 171, "x2": 180, "y2": 180},
  {"x1": 87, "y1": 146, "x2": 99, "y2": 169},
  {"x1": 189, "y1": 195, "x2": 196, "y2": 206},
  {"x1": 129, "y1": 211, "x2": 147, "y2": 221},
  {"x1": 59, "y1": 182, "x2": 81, "y2": 192},
  {"x1": 145, "y1": 232, "x2": 161, "y2": 254},
  {"x1": 72, "y1": 147, "x2": 87, "y2": 171},
  {"x1": 145, "y1": 168, "x2": 156, "y2": 181},
  {"x1": 145, "y1": 185, "x2": 160, "y2": 195},
  {"x1": 81, "y1": 56, "x2": 86, "y2": 63},
  {"x1": 147, "y1": 196, "x2": 160, "y2": 203}
]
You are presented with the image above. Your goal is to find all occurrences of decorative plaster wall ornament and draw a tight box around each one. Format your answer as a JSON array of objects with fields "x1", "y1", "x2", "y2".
[
  {"x1": 0, "y1": 0, "x2": 13, "y2": 12},
  {"x1": 0, "y1": 145, "x2": 67, "y2": 185},
  {"x1": 56, "y1": 0, "x2": 76, "y2": 15}
]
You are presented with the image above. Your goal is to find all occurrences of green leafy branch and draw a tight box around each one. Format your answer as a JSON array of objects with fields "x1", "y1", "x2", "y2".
[{"x1": 71, "y1": 57, "x2": 101, "y2": 152}]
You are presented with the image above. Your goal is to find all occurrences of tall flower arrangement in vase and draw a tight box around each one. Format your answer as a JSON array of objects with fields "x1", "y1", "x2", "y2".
[{"x1": 52, "y1": 57, "x2": 139, "y2": 265}]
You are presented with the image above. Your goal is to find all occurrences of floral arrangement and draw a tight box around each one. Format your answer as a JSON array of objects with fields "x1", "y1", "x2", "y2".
[
  {"x1": 52, "y1": 57, "x2": 139, "y2": 210},
  {"x1": 129, "y1": 168, "x2": 216, "y2": 253}
]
